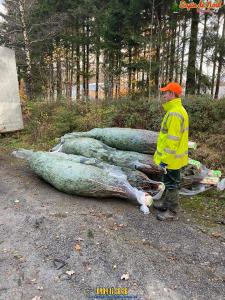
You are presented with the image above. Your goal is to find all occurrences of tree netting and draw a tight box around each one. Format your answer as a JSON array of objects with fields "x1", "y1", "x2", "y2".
[
  {"x1": 12, "y1": 149, "x2": 155, "y2": 214},
  {"x1": 54, "y1": 137, "x2": 161, "y2": 175},
  {"x1": 59, "y1": 127, "x2": 158, "y2": 154}
]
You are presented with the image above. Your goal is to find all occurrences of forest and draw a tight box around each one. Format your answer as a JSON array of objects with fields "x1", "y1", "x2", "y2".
[{"x1": 0, "y1": 0, "x2": 225, "y2": 101}]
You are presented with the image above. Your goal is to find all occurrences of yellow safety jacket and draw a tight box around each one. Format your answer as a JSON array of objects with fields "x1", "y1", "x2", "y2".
[{"x1": 153, "y1": 98, "x2": 189, "y2": 170}]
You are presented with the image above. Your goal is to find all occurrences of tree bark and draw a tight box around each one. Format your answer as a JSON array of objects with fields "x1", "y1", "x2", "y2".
[
  {"x1": 211, "y1": 14, "x2": 220, "y2": 97},
  {"x1": 86, "y1": 20, "x2": 90, "y2": 98},
  {"x1": 56, "y1": 58, "x2": 62, "y2": 100},
  {"x1": 180, "y1": 15, "x2": 187, "y2": 85},
  {"x1": 95, "y1": 46, "x2": 100, "y2": 101},
  {"x1": 197, "y1": 14, "x2": 208, "y2": 95},
  {"x1": 214, "y1": 14, "x2": 225, "y2": 99},
  {"x1": 82, "y1": 24, "x2": 86, "y2": 99},
  {"x1": 165, "y1": 26, "x2": 171, "y2": 82},
  {"x1": 186, "y1": 9, "x2": 199, "y2": 95},
  {"x1": 76, "y1": 44, "x2": 81, "y2": 101},
  {"x1": 175, "y1": 19, "x2": 181, "y2": 82},
  {"x1": 69, "y1": 41, "x2": 74, "y2": 102},
  {"x1": 19, "y1": 0, "x2": 33, "y2": 98},
  {"x1": 128, "y1": 46, "x2": 132, "y2": 93},
  {"x1": 169, "y1": 15, "x2": 177, "y2": 81}
]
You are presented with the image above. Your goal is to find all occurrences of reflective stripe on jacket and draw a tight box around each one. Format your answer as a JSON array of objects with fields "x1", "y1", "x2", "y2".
[{"x1": 153, "y1": 98, "x2": 189, "y2": 170}]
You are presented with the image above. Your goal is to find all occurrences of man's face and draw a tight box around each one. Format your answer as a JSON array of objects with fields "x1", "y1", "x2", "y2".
[{"x1": 161, "y1": 91, "x2": 176, "y2": 103}]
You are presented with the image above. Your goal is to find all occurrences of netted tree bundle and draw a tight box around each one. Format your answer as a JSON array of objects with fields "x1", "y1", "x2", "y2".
[
  {"x1": 12, "y1": 149, "x2": 153, "y2": 213},
  {"x1": 50, "y1": 152, "x2": 162, "y2": 194},
  {"x1": 55, "y1": 137, "x2": 161, "y2": 175},
  {"x1": 61, "y1": 127, "x2": 158, "y2": 154}
]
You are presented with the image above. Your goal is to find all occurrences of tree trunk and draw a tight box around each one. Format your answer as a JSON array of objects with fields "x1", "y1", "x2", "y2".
[
  {"x1": 65, "y1": 45, "x2": 69, "y2": 98},
  {"x1": 117, "y1": 50, "x2": 121, "y2": 98},
  {"x1": 76, "y1": 44, "x2": 80, "y2": 101},
  {"x1": 197, "y1": 14, "x2": 208, "y2": 95},
  {"x1": 56, "y1": 58, "x2": 62, "y2": 100},
  {"x1": 155, "y1": 40, "x2": 160, "y2": 91},
  {"x1": 154, "y1": 7, "x2": 161, "y2": 91},
  {"x1": 128, "y1": 46, "x2": 132, "y2": 93},
  {"x1": 19, "y1": 0, "x2": 33, "y2": 98},
  {"x1": 169, "y1": 16, "x2": 177, "y2": 81},
  {"x1": 82, "y1": 24, "x2": 86, "y2": 99},
  {"x1": 95, "y1": 47, "x2": 100, "y2": 101},
  {"x1": 86, "y1": 20, "x2": 90, "y2": 98},
  {"x1": 103, "y1": 50, "x2": 109, "y2": 98},
  {"x1": 142, "y1": 44, "x2": 146, "y2": 83},
  {"x1": 56, "y1": 39, "x2": 62, "y2": 100},
  {"x1": 109, "y1": 53, "x2": 114, "y2": 97},
  {"x1": 214, "y1": 14, "x2": 225, "y2": 99},
  {"x1": 175, "y1": 19, "x2": 181, "y2": 82},
  {"x1": 186, "y1": 9, "x2": 199, "y2": 95},
  {"x1": 69, "y1": 42, "x2": 74, "y2": 102},
  {"x1": 180, "y1": 15, "x2": 187, "y2": 85},
  {"x1": 132, "y1": 47, "x2": 138, "y2": 93},
  {"x1": 50, "y1": 53, "x2": 54, "y2": 102},
  {"x1": 211, "y1": 15, "x2": 220, "y2": 97},
  {"x1": 165, "y1": 31, "x2": 171, "y2": 82}
]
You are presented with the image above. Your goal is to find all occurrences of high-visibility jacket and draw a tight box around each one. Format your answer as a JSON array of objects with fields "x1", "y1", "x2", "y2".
[{"x1": 153, "y1": 98, "x2": 189, "y2": 170}]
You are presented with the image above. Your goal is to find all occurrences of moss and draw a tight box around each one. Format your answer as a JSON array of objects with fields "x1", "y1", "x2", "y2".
[{"x1": 181, "y1": 189, "x2": 225, "y2": 228}]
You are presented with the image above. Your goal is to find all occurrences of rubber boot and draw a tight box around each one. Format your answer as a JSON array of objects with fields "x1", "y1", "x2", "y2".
[
  {"x1": 153, "y1": 189, "x2": 168, "y2": 211},
  {"x1": 156, "y1": 189, "x2": 179, "y2": 221},
  {"x1": 156, "y1": 210, "x2": 179, "y2": 221},
  {"x1": 166, "y1": 189, "x2": 179, "y2": 214}
]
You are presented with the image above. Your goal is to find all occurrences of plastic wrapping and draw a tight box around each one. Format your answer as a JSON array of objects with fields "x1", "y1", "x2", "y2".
[
  {"x1": 217, "y1": 178, "x2": 225, "y2": 191},
  {"x1": 179, "y1": 184, "x2": 212, "y2": 196},
  {"x1": 12, "y1": 149, "x2": 153, "y2": 214}
]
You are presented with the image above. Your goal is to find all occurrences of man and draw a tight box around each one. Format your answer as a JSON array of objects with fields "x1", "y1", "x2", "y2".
[{"x1": 153, "y1": 82, "x2": 189, "y2": 221}]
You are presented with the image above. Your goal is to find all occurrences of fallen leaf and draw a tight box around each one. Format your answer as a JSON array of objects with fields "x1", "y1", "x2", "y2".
[
  {"x1": 74, "y1": 244, "x2": 81, "y2": 251},
  {"x1": 121, "y1": 273, "x2": 129, "y2": 280},
  {"x1": 211, "y1": 232, "x2": 222, "y2": 238},
  {"x1": 66, "y1": 270, "x2": 75, "y2": 276}
]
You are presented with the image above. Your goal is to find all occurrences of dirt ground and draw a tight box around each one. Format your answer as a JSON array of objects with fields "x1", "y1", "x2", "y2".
[{"x1": 0, "y1": 152, "x2": 225, "y2": 300}]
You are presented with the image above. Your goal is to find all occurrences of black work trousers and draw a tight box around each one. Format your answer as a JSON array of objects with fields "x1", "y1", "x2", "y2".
[{"x1": 161, "y1": 169, "x2": 181, "y2": 212}]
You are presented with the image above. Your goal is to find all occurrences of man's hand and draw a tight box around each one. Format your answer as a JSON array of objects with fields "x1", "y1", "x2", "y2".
[{"x1": 159, "y1": 162, "x2": 167, "y2": 174}]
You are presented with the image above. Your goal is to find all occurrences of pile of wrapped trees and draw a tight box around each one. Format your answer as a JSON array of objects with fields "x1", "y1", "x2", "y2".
[{"x1": 13, "y1": 128, "x2": 224, "y2": 214}]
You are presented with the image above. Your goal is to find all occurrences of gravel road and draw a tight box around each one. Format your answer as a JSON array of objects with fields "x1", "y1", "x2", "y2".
[{"x1": 0, "y1": 152, "x2": 225, "y2": 300}]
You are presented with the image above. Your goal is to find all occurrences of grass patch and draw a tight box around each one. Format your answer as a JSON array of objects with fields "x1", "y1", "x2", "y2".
[{"x1": 181, "y1": 189, "x2": 225, "y2": 227}]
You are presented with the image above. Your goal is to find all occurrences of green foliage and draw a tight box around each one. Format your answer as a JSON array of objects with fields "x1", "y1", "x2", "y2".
[
  {"x1": 181, "y1": 188, "x2": 225, "y2": 227},
  {"x1": 171, "y1": 1, "x2": 179, "y2": 13},
  {"x1": 110, "y1": 96, "x2": 163, "y2": 130},
  {"x1": 183, "y1": 96, "x2": 225, "y2": 134},
  {"x1": 1, "y1": 95, "x2": 225, "y2": 153}
]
